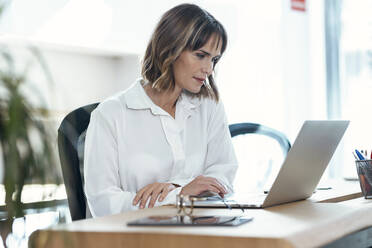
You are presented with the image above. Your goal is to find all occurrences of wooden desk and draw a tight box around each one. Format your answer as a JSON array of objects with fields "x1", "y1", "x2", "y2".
[{"x1": 30, "y1": 181, "x2": 371, "y2": 248}]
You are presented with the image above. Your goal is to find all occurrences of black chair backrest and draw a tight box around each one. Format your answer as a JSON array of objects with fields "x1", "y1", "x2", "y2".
[
  {"x1": 229, "y1": 122, "x2": 291, "y2": 156},
  {"x1": 57, "y1": 103, "x2": 99, "y2": 221}
]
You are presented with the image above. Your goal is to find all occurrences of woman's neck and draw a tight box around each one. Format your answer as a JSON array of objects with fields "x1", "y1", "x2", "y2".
[{"x1": 143, "y1": 84, "x2": 182, "y2": 118}]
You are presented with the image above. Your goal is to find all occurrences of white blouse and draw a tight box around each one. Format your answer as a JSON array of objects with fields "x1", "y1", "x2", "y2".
[{"x1": 84, "y1": 79, "x2": 238, "y2": 217}]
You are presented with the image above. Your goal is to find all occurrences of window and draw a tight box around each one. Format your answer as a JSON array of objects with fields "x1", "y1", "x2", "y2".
[{"x1": 337, "y1": 0, "x2": 372, "y2": 178}]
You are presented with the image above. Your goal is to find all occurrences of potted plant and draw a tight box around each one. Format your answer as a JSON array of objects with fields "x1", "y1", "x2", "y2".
[{"x1": 0, "y1": 2, "x2": 61, "y2": 246}]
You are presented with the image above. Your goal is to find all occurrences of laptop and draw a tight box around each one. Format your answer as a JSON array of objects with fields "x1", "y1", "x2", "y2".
[{"x1": 192, "y1": 120, "x2": 350, "y2": 209}]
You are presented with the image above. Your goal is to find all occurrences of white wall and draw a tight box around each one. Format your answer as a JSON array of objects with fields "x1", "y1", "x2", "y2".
[
  {"x1": 0, "y1": 40, "x2": 141, "y2": 123},
  {"x1": 40, "y1": 48, "x2": 140, "y2": 117}
]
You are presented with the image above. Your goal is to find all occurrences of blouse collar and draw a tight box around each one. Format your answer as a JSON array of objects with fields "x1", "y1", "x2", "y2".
[{"x1": 125, "y1": 79, "x2": 202, "y2": 116}]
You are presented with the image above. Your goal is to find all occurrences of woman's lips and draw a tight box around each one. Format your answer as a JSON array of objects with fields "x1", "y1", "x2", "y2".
[{"x1": 193, "y1": 77, "x2": 205, "y2": 84}]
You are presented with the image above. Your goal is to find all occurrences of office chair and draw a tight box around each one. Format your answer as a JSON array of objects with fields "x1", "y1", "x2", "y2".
[
  {"x1": 57, "y1": 103, "x2": 99, "y2": 221},
  {"x1": 229, "y1": 122, "x2": 291, "y2": 156},
  {"x1": 228, "y1": 122, "x2": 291, "y2": 191}
]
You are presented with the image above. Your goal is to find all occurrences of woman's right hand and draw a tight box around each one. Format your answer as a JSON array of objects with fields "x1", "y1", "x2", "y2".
[{"x1": 180, "y1": 175, "x2": 227, "y2": 197}]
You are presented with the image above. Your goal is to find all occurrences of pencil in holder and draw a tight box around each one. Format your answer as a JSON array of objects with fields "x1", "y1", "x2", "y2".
[{"x1": 355, "y1": 159, "x2": 372, "y2": 199}]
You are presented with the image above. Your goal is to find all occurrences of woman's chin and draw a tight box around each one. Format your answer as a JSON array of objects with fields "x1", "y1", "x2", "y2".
[{"x1": 187, "y1": 86, "x2": 202, "y2": 94}]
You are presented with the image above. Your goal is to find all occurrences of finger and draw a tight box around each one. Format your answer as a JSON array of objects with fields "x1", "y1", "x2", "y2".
[
  {"x1": 133, "y1": 192, "x2": 143, "y2": 205},
  {"x1": 213, "y1": 181, "x2": 227, "y2": 194},
  {"x1": 193, "y1": 178, "x2": 224, "y2": 195},
  {"x1": 148, "y1": 193, "x2": 159, "y2": 208},
  {"x1": 218, "y1": 191, "x2": 225, "y2": 198},
  {"x1": 206, "y1": 184, "x2": 222, "y2": 194},
  {"x1": 148, "y1": 186, "x2": 163, "y2": 208},
  {"x1": 204, "y1": 177, "x2": 227, "y2": 194},
  {"x1": 159, "y1": 185, "x2": 172, "y2": 202},
  {"x1": 133, "y1": 185, "x2": 149, "y2": 205},
  {"x1": 140, "y1": 186, "x2": 156, "y2": 209},
  {"x1": 210, "y1": 184, "x2": 226, "y2": 197}
]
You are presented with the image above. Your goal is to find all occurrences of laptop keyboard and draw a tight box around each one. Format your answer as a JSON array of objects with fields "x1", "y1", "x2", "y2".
[{"x1": 225, "y1": 193, "x2": 267, "y2": 205}]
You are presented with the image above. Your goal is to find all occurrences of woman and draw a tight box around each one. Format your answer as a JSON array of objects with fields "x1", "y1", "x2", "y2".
[{"x1": 84, "y1": 3, "x2": 238, "y2": 217}]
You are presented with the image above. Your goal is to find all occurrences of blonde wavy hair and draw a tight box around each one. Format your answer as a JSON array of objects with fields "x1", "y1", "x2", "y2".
[{"x1": 141, "y1": 4, "x2": 227, "y2": 102}]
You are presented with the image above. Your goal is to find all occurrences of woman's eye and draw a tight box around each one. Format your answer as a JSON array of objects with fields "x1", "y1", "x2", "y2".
[{"x1": 196, "y1": 53, "x2": 205, "y2": 59}]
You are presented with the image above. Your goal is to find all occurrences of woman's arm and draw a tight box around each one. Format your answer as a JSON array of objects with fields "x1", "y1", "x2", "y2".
[
  {"x1": 84, "y1": 103, "x2": 139, "y2": 217},
  {"x1": 202, "y1": 100, "x2": 238, "y2": 193},
  {"x1": 176, "y1": 100, "x2": 238, "y2": 197},
  {"x1": 84, "y1": 100, "x2": 182, "y2": 216}
]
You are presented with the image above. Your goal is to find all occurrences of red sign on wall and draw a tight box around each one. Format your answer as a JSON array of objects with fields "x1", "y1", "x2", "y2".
[{"x1": 291, "y1": 0, "x2": 306, "y2": 12}]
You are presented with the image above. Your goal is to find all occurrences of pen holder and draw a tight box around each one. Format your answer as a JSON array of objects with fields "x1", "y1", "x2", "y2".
[{"x1": 355, "y1": 160, "x2": 372, "y2": 199}]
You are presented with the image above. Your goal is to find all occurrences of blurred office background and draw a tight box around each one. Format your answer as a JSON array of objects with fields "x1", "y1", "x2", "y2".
[{"x1": 0, "y1": 0, "x2": 371, "y2": 244}]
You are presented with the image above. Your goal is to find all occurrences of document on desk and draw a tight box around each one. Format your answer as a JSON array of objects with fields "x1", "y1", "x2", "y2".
[{"x1": 127, "y1": 215, "x2": 253, "y2": 226}]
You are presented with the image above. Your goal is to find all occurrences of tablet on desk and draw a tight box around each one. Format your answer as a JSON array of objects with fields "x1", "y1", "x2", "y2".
[{"x1": 127, "y1": 215, "x2": 253, "y2": 226}]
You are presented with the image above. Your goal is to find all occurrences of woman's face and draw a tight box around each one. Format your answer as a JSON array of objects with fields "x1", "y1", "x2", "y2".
[{"x1": 173, "y1": 35, "x2": 222, "y2": 94}]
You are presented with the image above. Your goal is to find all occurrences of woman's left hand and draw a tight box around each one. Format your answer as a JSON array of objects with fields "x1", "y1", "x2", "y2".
[{"x1": 133, "y1": 182, "x2": 177, "y2": 208}]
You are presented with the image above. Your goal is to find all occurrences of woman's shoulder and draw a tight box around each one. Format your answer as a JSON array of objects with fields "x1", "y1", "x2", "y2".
[
  {"x1": 181, "y1": 91, "x2": 221, "y2": 108},
  {"x1": 180, "y1": 93, "x2": 225, "y2": 123},
  {"x1": 95, "y1": 93, "x2": 125, "y2": 118},
  {"x1": 198, "y1": 95, "x2": 224, "y2": 114},
  {"x1": 94, "y1": 80, "x2": 141, "y2": 119}
]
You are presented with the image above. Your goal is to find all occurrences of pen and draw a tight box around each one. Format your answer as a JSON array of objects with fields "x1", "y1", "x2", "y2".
[
  {"x1": 355, "y1": 149, "x2": 365, "y2": 160},
  {"x1": 317, "y1": 187, "x2": 332, "y2": 190},
  {"x1": 352, "y1": 152, "x2": 358, "y2": 160},
  {"x1": 361, "y1": 150, "x2": 367, "y2": 158}
]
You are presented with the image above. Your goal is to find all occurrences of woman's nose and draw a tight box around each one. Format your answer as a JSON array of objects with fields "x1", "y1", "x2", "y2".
[{"x1": 202, "y1": 61, "x2": 213, "y2": 75}]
